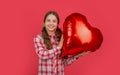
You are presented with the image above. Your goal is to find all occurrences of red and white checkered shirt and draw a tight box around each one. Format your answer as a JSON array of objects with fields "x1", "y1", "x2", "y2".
[{"x1": 34, "y1": 34, "x2": 78, "y2": 75}]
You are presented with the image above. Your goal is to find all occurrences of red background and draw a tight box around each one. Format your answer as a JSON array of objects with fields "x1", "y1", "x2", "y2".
[{"x1": 0, "y1": 0, "x2": 120, "y2": 75}]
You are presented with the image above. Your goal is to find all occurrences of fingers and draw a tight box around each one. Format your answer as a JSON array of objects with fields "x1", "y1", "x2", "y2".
[
  {"x1": 61, "y1": 34, "x2": 63, "y2": 40},
  {"x1": 58, "y1": 35, "x2": 64, "y2": 49},
  {"x1": 81, "y1": 51, "x2": 91, "y2": 56}
]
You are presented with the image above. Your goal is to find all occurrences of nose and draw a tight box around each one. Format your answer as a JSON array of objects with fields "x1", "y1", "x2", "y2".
[{"x1": 49, "y1": 21, "x2": 54, "y2": 25}]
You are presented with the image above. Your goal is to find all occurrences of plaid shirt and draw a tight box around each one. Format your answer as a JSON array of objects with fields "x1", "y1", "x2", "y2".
[{"x1": 34, "y1": 34, "x2": 78, "y2": 75}]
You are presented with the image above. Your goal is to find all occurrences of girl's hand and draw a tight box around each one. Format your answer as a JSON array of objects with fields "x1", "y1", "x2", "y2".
[
  {"x1": 75, "y1": 51, "x2": 91, "y2": 59},
  {"x1": 58, "y1": 35, "x2": 64, "y2": 49}
]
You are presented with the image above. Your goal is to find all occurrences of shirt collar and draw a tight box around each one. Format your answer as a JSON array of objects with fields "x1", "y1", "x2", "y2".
[{"x1": 49, "y1": 34, "x2": 56, "y2": 38}]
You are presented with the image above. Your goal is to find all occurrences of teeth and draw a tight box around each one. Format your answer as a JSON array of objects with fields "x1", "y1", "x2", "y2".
[
  {"x1": 49, "y1": 26, "x2": 53, "y2": 27},
  {"x1": 48, "y1": 27, "x2": 52, "y2": 28}
]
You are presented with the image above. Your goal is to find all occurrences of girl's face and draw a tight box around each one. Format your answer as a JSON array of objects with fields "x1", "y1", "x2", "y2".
[{"x1": 45, "y1": 14, "x2": 58, "y2": 33}]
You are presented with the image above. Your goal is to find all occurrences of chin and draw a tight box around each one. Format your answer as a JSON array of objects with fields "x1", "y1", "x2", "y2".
[
  {"x1": 47, "y1": 27, "x2": 56, "y2": 31},
  {"x1": 48, "y1": 29, "x2": 56, "y2": 32}
]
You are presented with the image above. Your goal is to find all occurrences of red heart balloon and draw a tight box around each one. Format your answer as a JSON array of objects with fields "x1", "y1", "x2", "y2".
[{"x1": 61, "y1": 13, "x2": 103, "y2": 57}]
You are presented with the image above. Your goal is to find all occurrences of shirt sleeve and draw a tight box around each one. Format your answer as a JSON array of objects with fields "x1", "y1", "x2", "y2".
[
  {"x1": 34, "y1": 35, "x2": 61, "y2": 60},
  {"x1": 62, "y1": 55, "x2": 79, "y2": 66}
]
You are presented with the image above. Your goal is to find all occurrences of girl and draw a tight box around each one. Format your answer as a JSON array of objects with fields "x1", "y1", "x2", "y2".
[{"x1": 34, "y1": 11, "x2": 90, "y2": 75}]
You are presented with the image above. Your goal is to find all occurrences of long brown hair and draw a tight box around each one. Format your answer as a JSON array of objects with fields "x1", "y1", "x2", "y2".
[{"x1": 42, "y1": 11, "x2": 62, "y2": 50}]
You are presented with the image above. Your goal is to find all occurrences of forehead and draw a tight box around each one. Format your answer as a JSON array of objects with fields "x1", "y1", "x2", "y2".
[{"x1": 46, "y1": 14, "x2": 57, "y2": 20}]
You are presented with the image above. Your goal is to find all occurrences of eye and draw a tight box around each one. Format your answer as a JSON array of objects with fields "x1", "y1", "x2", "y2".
[
  {"x1": 52, "y1": 19, "x2": 57, "y2": 23},
  {"x1": 46, "y1": 19, "x2": 50, "y2": 22}
]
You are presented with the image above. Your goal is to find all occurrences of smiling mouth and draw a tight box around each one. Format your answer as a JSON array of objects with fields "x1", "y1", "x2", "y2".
[{"x1": 48, "y1": 26, "x2": 55, "y2": 28}]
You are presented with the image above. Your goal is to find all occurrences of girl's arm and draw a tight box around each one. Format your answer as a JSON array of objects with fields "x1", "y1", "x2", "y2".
[
  {"x1": 62, "y1": 55, "x2": 79, "y2": 66},
  {"x1": 63, "y1": 51, "x2": 91, "y2": 66},
  {"x1": 34, "y1": 35, "x2": 61, "y2": 60}
]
